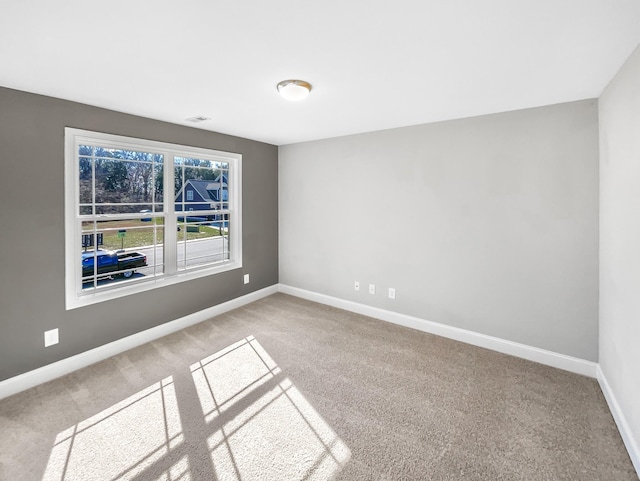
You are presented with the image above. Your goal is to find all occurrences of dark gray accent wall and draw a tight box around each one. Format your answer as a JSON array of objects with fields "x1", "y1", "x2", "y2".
[{"x1": 0, "y1": 87, "x2": 278, "y2": 381}]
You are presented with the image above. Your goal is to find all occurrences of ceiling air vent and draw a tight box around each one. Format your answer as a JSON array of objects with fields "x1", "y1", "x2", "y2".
[{"x1": 185, "y1": 116, "x2": 211, "y2": 123}]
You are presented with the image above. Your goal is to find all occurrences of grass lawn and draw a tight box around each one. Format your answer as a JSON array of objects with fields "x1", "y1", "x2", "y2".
[{"x1": 83, "y1": 219, "x2": 223, "y2": 251}]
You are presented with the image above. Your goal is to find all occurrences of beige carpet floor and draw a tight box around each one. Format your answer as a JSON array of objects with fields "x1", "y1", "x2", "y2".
[{"x1": 0, "y1": 293, "x2": 636, "y2": 481}]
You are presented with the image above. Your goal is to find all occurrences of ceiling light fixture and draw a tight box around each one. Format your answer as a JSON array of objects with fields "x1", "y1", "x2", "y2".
[{"x1": 277, "y1": 79, "x2": 312, "y2": 101}]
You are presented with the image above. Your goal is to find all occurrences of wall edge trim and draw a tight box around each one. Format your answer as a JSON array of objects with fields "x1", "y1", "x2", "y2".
[
  {"x1": 597, "y1": 365, "x2": 640, "y2": 478},
  {"x1": 0, "y1": 284, "x2": 279, "y2": 400},
  {"x1": 278, "y1": 284, "x2": 598, "y2": 378}
]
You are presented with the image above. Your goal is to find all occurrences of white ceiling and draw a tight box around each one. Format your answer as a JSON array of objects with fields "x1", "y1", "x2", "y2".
[{"x1": 1, "y1": 1, "x2": 639, "y2": 146}]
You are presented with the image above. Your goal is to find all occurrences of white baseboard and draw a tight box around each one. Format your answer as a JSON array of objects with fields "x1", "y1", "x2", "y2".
[
  {"x1": 278, "y1": 284, "x2": 598, "y2": 378},
  {"x1": 597, "y1": 366, "x2": 640, "y2": 477},
  {"x1": 0, "y1": 284, "x2": 279, "y2": 400}
]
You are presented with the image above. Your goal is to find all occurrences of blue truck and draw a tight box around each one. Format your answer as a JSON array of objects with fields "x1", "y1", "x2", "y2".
[{"x1": 82, "y1": 250, "x2": 147, "y2": 280}]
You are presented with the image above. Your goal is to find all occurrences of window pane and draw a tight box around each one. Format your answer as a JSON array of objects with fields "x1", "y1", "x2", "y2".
[
  {"x1": 176, "y1": 219, "x2": 229, "y2": 271},
  {"x1": 80, "y1": 218, "x2": 164, "y2": 290},
  {"x1": 79, "y1": 155, "x2": 93, "y2": 204},
  {"x1": 174, "y1": 158, "x2": 228, "y2": 218},
  {"x1": 93, "y1": 147, "x2": 159, "y2": 162},
  {"x1": 94, "y1": 160, "x2": 151, "y2": 205},
  {"x1": 80, "y1": 146, "x2": 164, "y2": 214},
  {"x1": 154, "y1": 164, "x2": 164, "y2": 204}
]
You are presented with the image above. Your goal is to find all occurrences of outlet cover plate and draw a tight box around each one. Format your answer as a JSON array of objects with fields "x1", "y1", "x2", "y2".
[{"x1": 44, "y1": 328, "x2": 59, "y2": 347}]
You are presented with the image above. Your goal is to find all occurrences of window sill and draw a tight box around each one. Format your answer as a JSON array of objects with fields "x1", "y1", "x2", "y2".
[{"x1": 65, "y1": 260, "x2": 242, "y2": 310}]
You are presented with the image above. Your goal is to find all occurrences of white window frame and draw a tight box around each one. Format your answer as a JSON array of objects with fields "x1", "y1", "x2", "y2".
[{"x1": 64, "y1": 128, "x2": 242, "y2": 310}]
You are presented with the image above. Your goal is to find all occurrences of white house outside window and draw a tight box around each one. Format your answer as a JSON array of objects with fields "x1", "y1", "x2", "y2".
[{"x1": 65, "y1": 128, "x2": 242, "y2": 309}]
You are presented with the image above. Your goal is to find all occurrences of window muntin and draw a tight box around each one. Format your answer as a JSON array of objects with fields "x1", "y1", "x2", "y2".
[{"x1": 65, "y1": 129, "x2": 242, "y2": 309}]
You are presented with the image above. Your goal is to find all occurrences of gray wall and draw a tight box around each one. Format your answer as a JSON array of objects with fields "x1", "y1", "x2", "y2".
[
  {"x1": 599, "y1": 44, "x2": 640, "y2": 461},
  {"x1": 0, "y1": 87, "x2": 278, "y2": 381},
  {"x1": 279, "y1": 100, "x2": 599, "y2": 361}
]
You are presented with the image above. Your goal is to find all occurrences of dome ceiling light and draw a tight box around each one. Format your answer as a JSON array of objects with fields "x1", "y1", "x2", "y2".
[{"x1": 277, "y1": 79, "x2": 312, "y2": 101}]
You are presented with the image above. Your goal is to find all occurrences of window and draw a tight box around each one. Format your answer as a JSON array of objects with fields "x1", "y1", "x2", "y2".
[{"x1": 65, "y1": 128, "x2": 242, "y2": 309}]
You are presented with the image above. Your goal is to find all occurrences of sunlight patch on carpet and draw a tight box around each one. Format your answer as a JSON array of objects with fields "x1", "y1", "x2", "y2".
[
  {"x1": 191, "y1": 335, "x2": 351, "y2": 481},
  {"x1": 42, "y1": 376, "x2": 190, "y2": 481}
]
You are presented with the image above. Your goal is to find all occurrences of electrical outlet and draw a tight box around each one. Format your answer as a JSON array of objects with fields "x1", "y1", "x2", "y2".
[
  {"x1": 388, "y1": 287, "x2": 396, "y2": 299},
  {"x1": 354, "y1": 281, "x2": 360, "y2": 291},
  {"x1": 369, "y1": 284, "x2": 375, "y2": 295},
  {"x1": 44, "y1": 328, "x2": 59, "y2": 347},
  {"x1": 243, "y1": 274, "x2": 250, "y2": 284}
]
